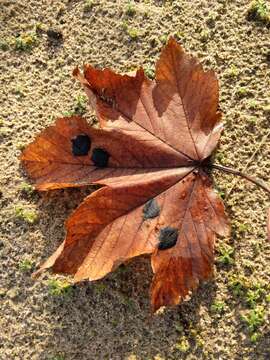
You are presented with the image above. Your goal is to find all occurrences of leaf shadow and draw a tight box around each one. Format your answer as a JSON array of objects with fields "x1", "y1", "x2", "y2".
[{"x1": 33, "y1": 188, "x2": 219, "y2": 360}]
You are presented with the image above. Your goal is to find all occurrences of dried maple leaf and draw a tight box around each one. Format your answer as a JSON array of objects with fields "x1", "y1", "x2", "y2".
[{"x1": 20, "y1": 38, "x2": 269, "y2": 311}]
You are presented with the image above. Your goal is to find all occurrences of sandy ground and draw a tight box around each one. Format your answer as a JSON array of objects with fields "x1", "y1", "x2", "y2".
[{"x1": 0, "y1": 0, "x2": 270, "y2": 359}]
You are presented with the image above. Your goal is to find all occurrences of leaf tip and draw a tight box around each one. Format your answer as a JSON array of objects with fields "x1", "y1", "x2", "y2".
[
  {"x1": 165, "y1": 36, "x2": 183, "y2": 52},
  {"x1": 31, "y1": 268, "x2": 43, "y2": 279},
  {"x1": 73, "y1": 66, "x2": 80, "y2": 78}
]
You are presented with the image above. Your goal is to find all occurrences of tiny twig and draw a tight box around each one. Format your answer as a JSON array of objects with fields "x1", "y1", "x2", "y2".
[
  {"x1": 226, "y1": 129, "x2": 270, "y2": 198},
  {"x1": 210, "y1": 163, "x2": 270, "y2": 196}
]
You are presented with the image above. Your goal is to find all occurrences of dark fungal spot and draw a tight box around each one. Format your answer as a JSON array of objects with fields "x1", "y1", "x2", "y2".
[
  {"x1": 91, "y1": 148, "x2": 110, "y2": 168},
  {"x1": 143, "y1": 199, "x2": 160, "y2": 220},
  {"x1": 158, "y1": 226, "x2": 178, "y2": 250},
  {"x1": 72, "y1": 134, "x2": 91, "y2": 156}
]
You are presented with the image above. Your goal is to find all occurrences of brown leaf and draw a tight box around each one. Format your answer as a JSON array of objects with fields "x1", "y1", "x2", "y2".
[{"x1": 22, "y1": 38, "x2": 230, "y2": 311}]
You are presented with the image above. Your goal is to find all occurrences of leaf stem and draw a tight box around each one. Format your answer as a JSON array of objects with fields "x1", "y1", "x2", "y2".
[
  {"x1": 226, "y1": 129, "x2": 270, "y2": 198},
  {"x1": 210, "y1": 164, "x2": 270, "y2": 196}
]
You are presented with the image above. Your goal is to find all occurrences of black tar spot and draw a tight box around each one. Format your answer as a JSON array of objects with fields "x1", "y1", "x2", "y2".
[
  {"x1": 143, "y1": 199, "x2": 160, "y2": 220},
  {"x1": 158, "y1": 226, "x2": 179, "y2": 250},
  {"x1": 72, "y1": 134, "x2": 91, "y2": 156},
  {"x1": 91, "y1": 148, "x2": 110, "y2": 168}
]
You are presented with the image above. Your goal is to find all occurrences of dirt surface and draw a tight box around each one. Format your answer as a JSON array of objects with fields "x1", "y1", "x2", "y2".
[{"x1": 0, "y1": 0, "x2": 270, "y2": 359}]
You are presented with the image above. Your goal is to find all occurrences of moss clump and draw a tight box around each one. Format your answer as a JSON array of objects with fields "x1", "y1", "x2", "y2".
[
  {"x1": 16, "y1": 142, "x2": 26, "y2": 151},
  {"x1": 47, "y1": 279, "x2": 73, "y2": 297},
  {"x1": 200, "y1": 29, "x2": 210, "y2": 42},
  {"x1": 235, "y1": 87, "x2": 249, "y2": 98},
  {"x1": 83, "y1": 0, "x2": 94, "y2": 12},
  {"x1": 225, "y1": 64, "x2": 239, "y2": 78},
  {"x1": 121, "y1": 21, "x2": 140, "y2": 40},
  {"x1": 15, "y1": 205, "x2": 38, "y2": 224},
  {"x1": 160, "y1": 34, "x2": 168, "y2": 44},
  {"x1": 210, "y1": 300, "x2": 226, "y2": 314},
  {"x1": 248, "y1": 99, "x2": 260, "y2": 110},
  {"x1": 0, "y1": 41, "x2": 9, "y2": 51},
  {"x1": 62, "y1": 95, "x2": 88, "y2": 117},
  {"x1": 20, "y1": 182, "x2": 34, "y2": 196},
  {"x1": 245, "y1": 288, "x2": 264, "y2": 308},
  {"x1": 175, "y1": 336, "x2": 190, "y2": 353},
  {"x1": 74, "y1": 94, "x2": 88, "y2": 115},
  {"x1": 241, "y1": 305, "x2": 265, "y2": 332},
  {"x1": 62, "y1": 110, "x2": 75, "y2": 117},
  {"x1": 14, "y1": 86, "x2": 25, "y2": 97},
  {"x1": 125, "y1": 2, "x2": 136, "y2": 16},
  {"x1": 94, "y1": 283, "x2": 107, "y2": 293},
  {"x1": 228, "y1": 274, "x2": 251, "y2": 297},
  {"x1": 18, "y1": 259, "x2": 34, "y2": 272},
  {"x1": 127, "y1": 27, "x2": 140, "y2": 40},
  {"x1": 144, "y1": 67, "x2": 155, "y2": 79},
  {"x1": 14, "y1": 32, "x2": 38, "y2": 51},
  {"x1": 217, "y1": 244, "x2": 234, "y2": 265},
  {"x1": 247, "y1": 1, "x2": 270, "y2": 24}
]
